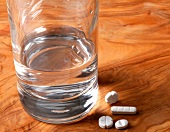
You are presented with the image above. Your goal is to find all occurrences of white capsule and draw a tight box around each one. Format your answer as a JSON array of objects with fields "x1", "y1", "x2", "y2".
[
  {"x1": 98, "y1": 116, "x2": 113, "y2": 129},
  {"x1": 105, "y1": 91, "x2": 118, "y2": 104},
  {"x1": 115, "y1": 119, "x2": 128, "y2": 129},
  {"x1": 111, "y1": 106, "x2": 137, "y2": 114}
]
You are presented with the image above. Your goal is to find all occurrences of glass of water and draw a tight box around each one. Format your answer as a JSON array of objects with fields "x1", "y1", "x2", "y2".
[{"x1": 6, "y1": 0, "x2": 98, "y2": 124}]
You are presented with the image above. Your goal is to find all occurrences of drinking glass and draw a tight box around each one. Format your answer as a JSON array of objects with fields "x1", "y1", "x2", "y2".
[{"x1": 6, "y1": 0, "x2": 98, "y2": 124}]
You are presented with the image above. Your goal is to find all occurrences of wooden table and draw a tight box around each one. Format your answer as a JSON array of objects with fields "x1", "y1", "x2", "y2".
[{"x1": 0, "y1": 0, "x2": 170, "y2": 131}]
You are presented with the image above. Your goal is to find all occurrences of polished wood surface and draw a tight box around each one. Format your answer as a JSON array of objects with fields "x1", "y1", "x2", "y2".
[{"x1": 0, "y1": 0, "x2": 170, "y2": 131}]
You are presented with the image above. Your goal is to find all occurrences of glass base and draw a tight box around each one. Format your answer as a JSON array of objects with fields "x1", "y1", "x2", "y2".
[{"x1": 18, "y1": 83, "x2": 98, "y2": 124}]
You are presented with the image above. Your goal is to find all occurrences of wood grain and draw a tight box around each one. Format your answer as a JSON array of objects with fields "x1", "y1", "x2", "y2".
[{"x1": 0, "y1": 0, "x2": 170, "y2": 131}]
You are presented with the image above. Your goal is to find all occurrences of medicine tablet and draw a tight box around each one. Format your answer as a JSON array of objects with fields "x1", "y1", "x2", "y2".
[
  {"x1": 115, "y1": 119, "x2": 128, "y2": 129},
  {"x1": 99, "y1": 116, "x2": 113, "y2": 129},
  {"x1": 111, "y1": 106, "x2": 137, "y2": 114},
  {"x1": 105, "y1": 91, "x2": 118, "y2": 104}
]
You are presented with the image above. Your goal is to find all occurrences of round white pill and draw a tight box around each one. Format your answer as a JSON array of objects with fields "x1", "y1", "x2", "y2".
[
  {"x1": 115, "y1": 119, "x2": 128, "y2": 130},
  {"x1": 105, "y1": 91, "x2": 118, "y2": 104},
  {"x1": 99, "y1": 116, "x2": 106, "y2": 128},
  {"x1": 99, "y1": 116, "x2": 113, "y2": 129}
]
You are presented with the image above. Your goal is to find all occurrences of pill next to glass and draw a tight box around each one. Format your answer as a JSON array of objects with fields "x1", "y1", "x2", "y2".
[
  {"x1": 99, "y1": 116, "x2": 113, "y2": 129},
  {"x1": 111, "y1": 106, "x2": 137, "y2": 114},
  {"x1": 105, "y1": 91, "x2": 118, "y2": 104},
  {"x1": 115, "y1": 119, "x2": 128, "y2": 129}
]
